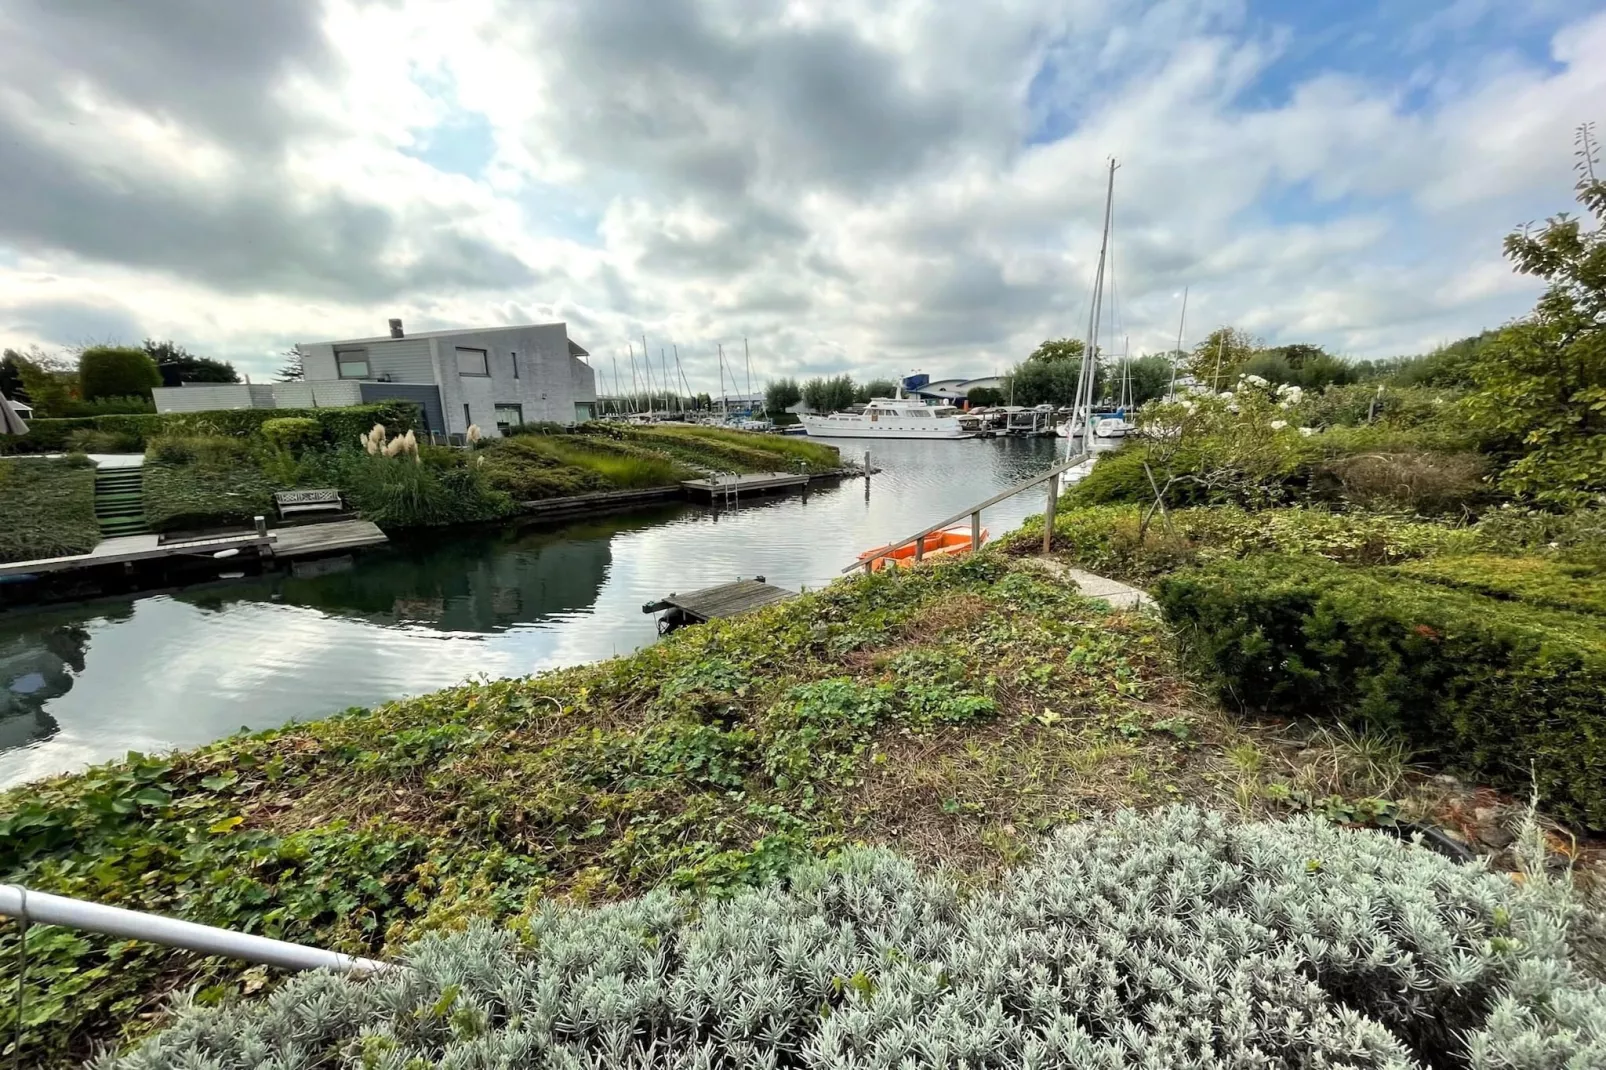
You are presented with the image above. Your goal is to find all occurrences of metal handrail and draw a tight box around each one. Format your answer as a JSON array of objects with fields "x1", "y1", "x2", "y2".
[
  {"x1": 0, "y1": 884, "x2": 392, "y2": 974},
  {"x1": 843, "y1": 449, "x2": 1091, "y2": 573}
]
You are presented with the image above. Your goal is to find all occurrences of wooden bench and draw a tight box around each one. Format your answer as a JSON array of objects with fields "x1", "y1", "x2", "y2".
[{"x1": 274, "y1": 488, "x2": 343, "y2": 519}]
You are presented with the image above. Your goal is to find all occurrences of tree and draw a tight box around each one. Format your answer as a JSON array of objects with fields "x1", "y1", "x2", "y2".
[
  {"x1": 1, "y1": 349, "x2": 29, "y2": 402},
  {"x1": 1185, "y1": 327, "x2": 1261, "y2": 390},
  {"x1": 856, "y1": 378, "x2": 897, "y2": 403},
  {"x1": 1239, "y1": 346, "x2": 1358, "y2": 391},
  {"x1": 79, "y1": 345, "x2": 161, "y2": 401},
  {"x1": 1123, "y1": 354, "x2": 1175, "y2": 408},
  {"x1": 144, "y1": 339, "x2": 239, "y2": 387},
  {"x1": 276, "y1": 348, "x2": 305, "y2": 382},
  {"x1": 802, "y1": 375, "x2": 856, "y2": 412},
  {"x1": 765, "y1": 377, "x2": 802, "y2": 414},
  {"x1": 1463, "y1": 123, "x2": 1606, "y2": 507},
  {"x1": 1005, "y1": 358, "x2": 1096, "y2": 407},
  {"x1": 965, "y1": 386, "x2": 1005, "y2": 407},
  {"x1": 1027, "y1": 338, "x2": 1085, "y2": 364},
  {"x1": 6, "y1": 346, "x2": 76, "y2": 415}
]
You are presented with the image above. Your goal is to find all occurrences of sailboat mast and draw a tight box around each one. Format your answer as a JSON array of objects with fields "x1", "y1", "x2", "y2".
[
  {"x1": 609, "y1": 353, "x2": 622, "y2": 416},
  {"x1": 717, "y1": 344, "x2": 728, "y2": 418},
  {"x1": 1076, "y1": 157, "x2": 1117, "y2": 439},
  {"x1": 628, "y1": 344, "x2": 640, "y2": 413},
  {"x1": 673, "y1": 345, "x2": 691, "y2": 411},
  {"x1": 1169, "y1": 285, "x2": 1188, "y2": 400},
  {"x1": 743, "y1": 337, "x2": 755, "y2": 417}
]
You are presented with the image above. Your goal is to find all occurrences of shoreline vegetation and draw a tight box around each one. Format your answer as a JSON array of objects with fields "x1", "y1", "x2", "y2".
[
  {"x1": 0, "y1": 417, "x2": 846, "y2": 566},
  {"x1": 5, "y1": 152, "x2": 1606, "y2": 1066}
]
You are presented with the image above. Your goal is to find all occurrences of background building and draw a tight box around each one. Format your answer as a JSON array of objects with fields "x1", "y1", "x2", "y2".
[{"x1": 154, "y1": 321, "x2": 596, "y2": 437}]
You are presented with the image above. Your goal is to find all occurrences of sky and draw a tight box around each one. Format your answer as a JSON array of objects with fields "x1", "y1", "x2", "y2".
[{"x1": 0, "y1": 0, "x2": 1602, "y2": 389}]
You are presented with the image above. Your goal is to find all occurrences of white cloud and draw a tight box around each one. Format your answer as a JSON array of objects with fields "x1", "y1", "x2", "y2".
[{"x1": 0, "y1": 0, "x2": 1601, "y2": 385}]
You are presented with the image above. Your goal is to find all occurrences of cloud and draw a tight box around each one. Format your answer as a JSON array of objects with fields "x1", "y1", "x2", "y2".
[{"x1": 0, "y1": 0, "x2": 1602, "y2": 385}]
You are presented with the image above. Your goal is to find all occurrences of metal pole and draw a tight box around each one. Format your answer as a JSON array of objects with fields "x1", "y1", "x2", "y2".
[
  {"x1": 718, "y1": 344, "x2": 728, "y2": 419},
  {"x1": 744, "y1": 337, "x2": 755, "y2": 416},
  {"x1": 642, "y1": 334, "x2": 655, "y2": 412},
  {"x1": 1212, "y1": 330, "x2": 1227, "y2": 392},
  {"x1": 1169, "y1": 285, "x2": 1188, "y2": 400},
  {"x1": 0, "y1": 884, "x2": 392, "y2": 975},
  {"x1": 1043, "y1": 474, "x2": 1060, "y2": 553}
]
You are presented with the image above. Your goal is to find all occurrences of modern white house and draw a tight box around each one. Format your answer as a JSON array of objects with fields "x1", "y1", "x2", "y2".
[{"x1": 153, "y1": 320, "x2": 597, "y2": 437}]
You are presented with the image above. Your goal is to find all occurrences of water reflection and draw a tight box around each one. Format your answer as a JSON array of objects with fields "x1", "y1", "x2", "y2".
[{"x1": 0, "y1": 437, "x2": 1104, "y2": 787}]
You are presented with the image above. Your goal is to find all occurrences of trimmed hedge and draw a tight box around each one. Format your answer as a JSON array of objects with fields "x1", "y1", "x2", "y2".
[
  {"x1": 1393, "y1": 553, "x2": 1606, "y2": 616},
  {"x1": 0, "y1": 402, "x2": 419, "y2": 455},
  {"x1": 1156, "y1": 555, "x2": 1606, "y2": 827},
  {"x1": 0, "y1": 456, "x2": 99, "y2": 563}
]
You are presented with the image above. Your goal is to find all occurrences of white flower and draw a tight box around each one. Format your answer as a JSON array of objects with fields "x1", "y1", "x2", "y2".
[
  {"x1": 1243, "y1": 374, "x2": 1269, "y2": 388},
  {"x1": 1270, "y1": 420, "x2": 1287, "y2": 430},
  {"x1": 1298, "y1": 427, "x2": 1316, "y2": 436},
  {"x1": 1226, "y1": 403, "x2": 1240, "y2": 414},
  {"x1": 1219, "y1": 390, "x2": 1235, "y2": 399}
]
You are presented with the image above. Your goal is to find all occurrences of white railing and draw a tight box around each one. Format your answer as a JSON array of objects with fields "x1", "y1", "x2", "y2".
[{"x1": 845, "y1": 450, "x2": 1091, "y2": 573}]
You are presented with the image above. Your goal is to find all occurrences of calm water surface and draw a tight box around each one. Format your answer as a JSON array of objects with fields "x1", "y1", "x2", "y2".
[{"x1": 0, "y1": 437, "x2": 1107, "y2": 787}]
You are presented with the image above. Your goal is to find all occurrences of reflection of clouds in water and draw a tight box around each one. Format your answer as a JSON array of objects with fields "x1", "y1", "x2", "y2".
[{"x1": 0, "y1": 439, "x2": 1097, "y2": 787}]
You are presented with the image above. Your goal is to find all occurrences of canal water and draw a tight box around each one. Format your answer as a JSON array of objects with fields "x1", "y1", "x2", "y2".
[{"x1": 0, "y1": 436, "x2": 1108, "y2": 788}]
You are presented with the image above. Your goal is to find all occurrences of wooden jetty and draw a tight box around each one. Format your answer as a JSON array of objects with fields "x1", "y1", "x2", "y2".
[
  {"x1": 643, "y1": 577, "x2": 797, "y2": 632},
  {"x1": 680, "y1": 471, "x2": 810, "y2": 500},
  {"x1": 270, "y1": 520, "x2": 388, "y2": 559},
  {"x1": 0, "y1": 531, "x2": 275, "y2": 579}
]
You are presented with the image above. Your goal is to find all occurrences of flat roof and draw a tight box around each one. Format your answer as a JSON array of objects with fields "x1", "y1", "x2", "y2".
[{"x1": 306, "y1": 322, "x2": 588, "y2": 357}]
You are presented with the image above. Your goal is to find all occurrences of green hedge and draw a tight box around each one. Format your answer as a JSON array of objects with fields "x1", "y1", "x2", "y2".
[
  {"x1": 0, "y1": 456, "x2": 99, "y2": 563},
  {"x1": 1156, "y1": 555, "x2": 1606, "y2": 826},
  {"x1": 0, "y1": 402, "x2": 418, "y2": 455},
  {"x1": 142, "y1": 460, "x2": 280, "y2": 532},
  {"x1": 1393, "y1": 554, "x2": 1606, "y2": 616}
]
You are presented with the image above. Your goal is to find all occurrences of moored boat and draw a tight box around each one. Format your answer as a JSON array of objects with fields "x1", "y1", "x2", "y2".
[
  {"x1": 800, "y1": 393, "x2": 974, "y2": 439},
  {"x1": 857, "y1": 525, "x2": 989, "y2": 571}
]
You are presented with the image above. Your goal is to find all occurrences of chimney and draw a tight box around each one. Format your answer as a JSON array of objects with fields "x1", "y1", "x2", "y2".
[{"x1": 388, "y1": 318, "x2": 404, "y2": 338}]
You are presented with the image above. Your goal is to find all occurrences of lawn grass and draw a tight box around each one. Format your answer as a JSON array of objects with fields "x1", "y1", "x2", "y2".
[
  {"x1": 0, "y1": 554, "x2": 1435, "y2": 1066},
  {"x1": 619, "y1": 424, "x2": 841, "y2": 473},
  {"x1": 0, "y1": 455, "x2": 99, "y2": 563}
]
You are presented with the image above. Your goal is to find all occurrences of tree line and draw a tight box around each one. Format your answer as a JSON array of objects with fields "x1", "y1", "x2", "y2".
[{"x1": 2, "y1": 340, "x2": 239, "y2": 417}]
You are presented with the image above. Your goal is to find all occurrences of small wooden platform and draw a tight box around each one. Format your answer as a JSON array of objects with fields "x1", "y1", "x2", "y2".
[
  {"x1": 269, "y1": 520, "x2": 388, "y2": 559},
  {"x1": 681, "y1": 472, "x2": 810, "y2": 499},
  {"x1": 0, "y1": 531, "x2": 275, "y2": 578},
  {"x1": 643, "y1": 578, "x2": 797, "y2": 630}
]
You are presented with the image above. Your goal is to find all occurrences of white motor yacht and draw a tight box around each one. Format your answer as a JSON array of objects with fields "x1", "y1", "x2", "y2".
[{"x1": 800, "y1": 394, "x2": 974, "y2": 439}]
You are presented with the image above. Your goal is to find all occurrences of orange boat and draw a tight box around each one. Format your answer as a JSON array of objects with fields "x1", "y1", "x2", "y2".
[{"x1": 858, "y1": 525, "x2": 989, "y2": 572}]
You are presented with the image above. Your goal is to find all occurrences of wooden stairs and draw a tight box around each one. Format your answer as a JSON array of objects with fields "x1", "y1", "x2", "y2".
[{"x1": 95, "y1": 466, "x2": 150, "y2": 537}]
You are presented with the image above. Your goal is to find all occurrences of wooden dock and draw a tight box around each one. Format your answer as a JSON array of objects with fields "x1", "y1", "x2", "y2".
[
  {"x1": 0, "y1": 531, "x2": 275, "y2": 578},
  {"x1": 681, "y1": 471, "x2": 810, "y2": 499},
  {"x1": 643, "y1": 578, "x2": 797, "y2": 631},
  {"x1": 270, "y1": 520, "x2": 388, "y2": 559}
]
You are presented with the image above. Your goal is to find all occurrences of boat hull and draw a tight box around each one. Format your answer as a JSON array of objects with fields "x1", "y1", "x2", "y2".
[
  {"x1": 799, "y1": 415, "x2": 974, "y2": 439},
  {"x1": 859, "y1": 527, "x2": 988, "y2": 571}
]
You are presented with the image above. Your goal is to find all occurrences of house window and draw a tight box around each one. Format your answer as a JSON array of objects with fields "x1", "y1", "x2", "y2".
[
  {"x1": 511, "y1": 351, "x2": 519, "y2": 379},
  {"x1": 494, "y1": 404, "x2": 523, "y2": 429},
  {"x1": 574, "y1": 403, "x2": 594, "y2": 422},
  {"x1": 335, "y1": 348, "x2": 370, "y2": 379},
  {"x1": 463, "y1": 403, "x2": 472, "y2": 428},
  {"x1": 456, "y1": 347, "x2": 489, "y2": 376}
]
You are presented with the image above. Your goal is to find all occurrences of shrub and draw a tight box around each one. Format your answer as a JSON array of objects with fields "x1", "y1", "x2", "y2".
[
  {"x1": 1294, "y1": 382, "x2": 1463, "y2": 431},
  {"x1": 0, "y1": 402, "x2": 419, "y2": 456},
  {"x1": 1475, "y1": 507, "x2": 1606, "y2": 565},
  {"x1": 1007, "y1": 504, "x2": 1481, "y2": 582},
  {"x1": 104, "y1": 807, "x2": 1606, "y2": 1070},
  {"x1": 64, "y1": 427, "x2": 142, "y2": 453},
  {"x1": 335, "y1": 449, "x2": 514, "y2": 528},
  {"x1": 78, "y1": 346, "x2": 161, "y2": 401},
  {"x1": 143, "y1": 462, "x2": 277, "y2": 532},
  {"x1": 1393, "y1": 553, "x2": 1606, "y2": 616},
  {"x1": 258, "y1": 416, "x2": 322, "y2": 454},
  {"x1": 0, "y1": 457, "x2": 99, "y2": 563},
  {"x1": 1156, "y1": 555, "x2": 1606, "y2": 826},
  {"x1": 144, "y1": 435, "x2": 251, "y2": 467},
  {"x1": 56, "y1": 395, "x2": 155, "y2": 417},
  {"x1": 1319, "y1": 449, "x2": 1493, "y2": 515}
]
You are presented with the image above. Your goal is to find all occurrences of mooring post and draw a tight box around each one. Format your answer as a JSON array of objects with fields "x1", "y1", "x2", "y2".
[
  {"x1": 971, "y1": 510, "x2": 981, "y2": 551},
  {"x1": 1043, "y1": 474, "x2": 1060, "y2": 553},
  {"x1": 253, "y1": 515, "x2": 267, "y2": 537},
  {"x1": 864, "y1": 450, "x2": 871, "y2": 481},
  {"x1": 914, "y1": 534, "x2": 925, "y2": 562}
]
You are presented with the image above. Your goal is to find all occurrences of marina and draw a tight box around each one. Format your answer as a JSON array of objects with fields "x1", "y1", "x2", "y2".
[{"x1": 0, "y1": 436, "x2": 1111, "y2": 788}]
